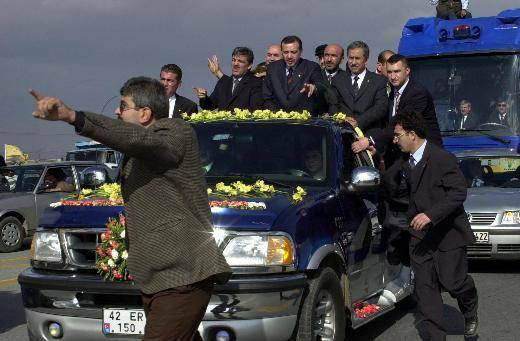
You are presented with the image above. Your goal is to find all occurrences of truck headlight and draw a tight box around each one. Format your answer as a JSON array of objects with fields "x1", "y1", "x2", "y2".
[
  {"x1": 223, "y1": 235, "x2": 294, "y2": 267},
  {"x1": 32, "y1": 231, "x2": 62, "y2": 262},
  {"x1": 502, "y1": 211, "x2": 520, "y2": 224}
]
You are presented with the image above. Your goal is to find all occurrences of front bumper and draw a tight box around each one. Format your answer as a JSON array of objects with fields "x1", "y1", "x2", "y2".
[
  {"x1": 467, "y1": 229, "x2": 520, "y2": 260},
  {"x1": 19, "y1": 268, "x2": 307, "y2": 341}
]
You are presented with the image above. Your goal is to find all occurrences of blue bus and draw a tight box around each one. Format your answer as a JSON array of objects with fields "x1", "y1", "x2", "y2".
[{"x1": 398, "y1": 8, "x2": 520, "y2": 151}]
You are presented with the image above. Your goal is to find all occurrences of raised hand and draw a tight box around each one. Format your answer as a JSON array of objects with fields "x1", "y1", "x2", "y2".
[
  {"x1": 193, "y1": 87, "x2": 208, "y2": 99},
  {"x1": 207, "y1": 55, "x2": 224, "y2": 79},
  {"x1": 29, "y1": 89, "x2": 76, "y2": 123},
  {"x1": 300, "y1": 83, "x2": 316, "y2": 97}
]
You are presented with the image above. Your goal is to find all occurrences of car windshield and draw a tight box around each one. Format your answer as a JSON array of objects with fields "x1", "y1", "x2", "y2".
[
  {"x1": 0, "y1": 166, "x2": 44, "y2": 193},
  {"x1": 409, "y1": 54, "x2": 518, "y2": 135},
  {"x1": 457, "y1": 155, "x2": 520, "y2": 188},
  {"x1": 192, "y1": 122, "x2": 330, "y2": 186}
]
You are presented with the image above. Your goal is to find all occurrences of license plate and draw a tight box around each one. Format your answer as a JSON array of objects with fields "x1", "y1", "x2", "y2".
[
  {"x1": 473, "y1": 231, "x2": 489, "y2": 243},
  {"x1": 103, "y1": 308, "x2": 146, "y2": 335}
]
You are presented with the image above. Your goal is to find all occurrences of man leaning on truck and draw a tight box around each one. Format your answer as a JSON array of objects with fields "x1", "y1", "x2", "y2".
[{"x1": 29, "y1": 77, "x2": 231, "y2": 341}]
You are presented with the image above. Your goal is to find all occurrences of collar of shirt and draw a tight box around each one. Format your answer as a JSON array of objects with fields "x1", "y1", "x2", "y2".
[
  {"x1": 168, "y1": 95, "x2": 177, "y2": 118},
  {"x1": 326, "y1": 70, "x2": 338, "y2": 79},
  {"x1": 351, "y1": 68, "x2": 367, "y2": 85},
  {"x1": 233, "y1": 76, "x2": 243, "y2": 82},
  {"x1": 286, "y1": 59, "x2": 302, "y2": 75},
  {"x1": 396, "y1": 78, "x2": 410, "y2": 97},
  {"x1": 411, "y1": 140, "x2": 427, "y2": 164}
]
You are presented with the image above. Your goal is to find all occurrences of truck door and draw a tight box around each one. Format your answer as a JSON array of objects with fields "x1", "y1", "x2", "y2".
[{"x1": 339, "y1": 131, "x2": 384, "y2": 304}]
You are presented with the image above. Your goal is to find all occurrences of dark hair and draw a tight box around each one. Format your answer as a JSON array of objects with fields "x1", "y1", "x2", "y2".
[
  {"x1": 377, "y1": 50, "x2": 395, "y2": 63},
  {"x1": 232, "y1": 47, "x2": 254, "y2": 65},
  {"x1": 392, "y1": 111, "x2": 427, "y2": 138},
  {"x1": 347, "y1": 41, "x2": 370, "y2": 60},
  {"x1": 497, "y1": 97, "x2": 507, "y2": 104},
  {"x1": 160, "y1": 64, "x2": 183, "y2": 81},
  {"x1": 314, "y1": 44, "x2": 327, "y2": 57},
  {"x1": 281, "y1": 35, "x2": 303, "y2": 50},
  {"x1": 46, "y1": 168, "x2": 67, "y2": 181},
  {"x1": 120, "y1": 77, "x2": 169, "y2": 120},
  {"x1": 387, "y1": 54, "x2": 409, "y2": 68}
]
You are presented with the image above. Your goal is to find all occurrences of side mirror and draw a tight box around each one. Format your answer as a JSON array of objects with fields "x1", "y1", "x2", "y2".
[
  {"x1": 344, "y1": 166, "x2": 380, "y2": 194},
  {"x1": 80, "y1": 166, "x2": 108, "y2": 189}
]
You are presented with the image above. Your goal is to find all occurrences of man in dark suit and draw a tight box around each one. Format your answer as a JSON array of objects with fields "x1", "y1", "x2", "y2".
[
  {"x1": 388, "y1": 111, "x2": 478, "y2": 340},
  {"x1": 487, "y1": 98, "x2": 510, "y2": 127},
  {"x1": 352, "y1": 54, "x2": 443, "y2": 169},
  {"x1": 29, "y1": 78, "x2": 231, "y2": 341},
  {"x1": 456, "y1": 99, "x2": 479, "y2": 130},
  {"x1": 312, "y1": 43, "x2": 345, "y2": 115},
  {"x1": 263, "y1": 35, "x2": 322, "y2": 113},
  {"x1": 196, "y1": 47, "x2": 263, "y2": 111},
  {"x1": 160, "y1": 64, "x2": 198, "y2": 118},
  {"x1": 330, "y1": 41, "x2": 388, "y2": 134}
]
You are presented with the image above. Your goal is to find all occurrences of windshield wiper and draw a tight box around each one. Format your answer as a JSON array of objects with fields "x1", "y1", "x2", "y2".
[
  {"x1": 205, "y1": 174, "x2": 293, "y2": 188},
  {"x1": 461, "y1": 129, "x2": 511, "y2": 145}
]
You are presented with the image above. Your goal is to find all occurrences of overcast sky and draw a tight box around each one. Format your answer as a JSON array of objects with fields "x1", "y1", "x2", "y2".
[{"x1": 1, "y1": 1, "x2": 518, "y2": 159}]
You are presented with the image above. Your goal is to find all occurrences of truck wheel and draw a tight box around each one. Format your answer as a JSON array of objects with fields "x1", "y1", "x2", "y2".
[
  {"x1": 296, "y1": 267, "x2": 346, "y2": 341},
  {"x1": 0, "y1": 217, "x2": 25, "y2": 252}
]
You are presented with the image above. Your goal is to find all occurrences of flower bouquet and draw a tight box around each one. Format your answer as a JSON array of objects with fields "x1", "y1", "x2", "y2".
[
  {"x1": 96, "y1": 213, "x2": 132, "y2": 281},
  {"x1": 50, "y1": 183, "x2": 124, "y2": 207},
  {"x1": 182, "y1": 108, "x2": 312, "y2": 123}
]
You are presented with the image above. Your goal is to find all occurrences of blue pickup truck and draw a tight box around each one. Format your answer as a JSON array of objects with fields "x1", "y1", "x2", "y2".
[{"x1": 18, "y1": 118, "x2": 412, "y2": 341}]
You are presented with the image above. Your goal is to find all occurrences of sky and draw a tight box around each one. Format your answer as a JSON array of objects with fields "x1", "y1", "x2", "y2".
[{"x1": 1, "y1": 0, "x2": 518, "y2": 159}]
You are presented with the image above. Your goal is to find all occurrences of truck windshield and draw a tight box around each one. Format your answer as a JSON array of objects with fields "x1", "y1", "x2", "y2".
[
  {"x1": 409, "y1": 54, "x2": 518, "y2": 135},
  {"x1": 192, "y1": 122, "x2": 330, "y2": 185},
  {"x1": 66, "y1": 150, "x2": 100, "y2": 162}
]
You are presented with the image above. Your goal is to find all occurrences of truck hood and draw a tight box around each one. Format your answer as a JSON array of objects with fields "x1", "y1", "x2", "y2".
[
  {"x1": 39, "y1": 187, "x2": 327, "y2": 231},
  {"x1": 465, "y1": 187, "x2": 520, "y2": 211}
]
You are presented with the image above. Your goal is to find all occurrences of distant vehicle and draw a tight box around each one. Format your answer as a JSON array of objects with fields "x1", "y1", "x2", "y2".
[
  {"x1": 456, "y1": 148, "x2": 520, "y2": 259},
  {"x1": 65, "y1": 147, "x2": 122, "y2": 169},
  {"x1": 0, "y1": 161, "x2": 111, "y2": 252},
  {"x1": 399, "y1": 8, "x2": 520, "y2": 152}
]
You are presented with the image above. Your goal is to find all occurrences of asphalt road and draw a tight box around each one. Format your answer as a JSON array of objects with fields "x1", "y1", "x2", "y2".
[{"x1": 1, "y1": 240, "x2": 519, "y2": 341}]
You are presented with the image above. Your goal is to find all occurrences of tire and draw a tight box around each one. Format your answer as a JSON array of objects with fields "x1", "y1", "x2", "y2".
[
  {"x1": 296, "y1": 267, "x2": 346, "y2": 341},
  {"x1": 0, "y1": 217, "x2": 25, "y2": 252}
]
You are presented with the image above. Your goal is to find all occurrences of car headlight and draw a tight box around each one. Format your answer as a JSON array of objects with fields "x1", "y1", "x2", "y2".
[
  {"x1": 223, "y1": 234, "x2": 294, "y2": 267},
  {"x1": 31, "y1": 231, "x2": 62, "y2": 262},
  {"x1": 502, "y1": 211, "x2": 520, "y2": 224}
]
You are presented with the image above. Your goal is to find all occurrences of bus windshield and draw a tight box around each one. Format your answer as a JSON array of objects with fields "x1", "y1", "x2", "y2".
[{"x1": 409, "y1": 54, "x2": 519, "y2": 135}]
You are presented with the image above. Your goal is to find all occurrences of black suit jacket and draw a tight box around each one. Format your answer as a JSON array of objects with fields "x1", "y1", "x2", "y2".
[
  {"x1": 455, "y1": 113, "x2": 480, "y2": 130},
  {"x1": 171, "y1": 94, "x2": 197, "y2": 118},
  {"x1": 370, "y1": 79, "x2": 443, "y2": 168},
  {"x1": 487, "y1": 112, "x2": 510, "y2": 127},
  {"x1": 263, "y1": 59, "x2": 323, "y2": 113},
  {"x1": 200, "y1": 72, "x2": 263, "y2": 111},
  {"x1": 330, "y1": 70, "x2": 388, "y2": 133},
  {"x1": 385, "y1": 142, "x2": 474, "y2": 252}
]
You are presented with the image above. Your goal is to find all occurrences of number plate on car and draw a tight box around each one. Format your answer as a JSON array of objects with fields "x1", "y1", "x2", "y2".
[
  {"x1": 473, "y1": 231, "x2": 489, "y2": 243},
  {"x1": 103, "y1": 308, "x2": 146, "y2": 335}
]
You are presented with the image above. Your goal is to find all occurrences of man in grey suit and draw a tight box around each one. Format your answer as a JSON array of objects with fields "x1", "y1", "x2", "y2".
[
  {"x1": 29, "y1": 77, "x2": 231, "y2": 341},
  {"x1": 263, "y1": 35, "x2": 322, "y2": 114},
  {"x1": 160, "y1": 64, "x2": 198, "y2": 118},
  {"x1": 330, "y1": 41, "x2": 388, "y2": 135}
]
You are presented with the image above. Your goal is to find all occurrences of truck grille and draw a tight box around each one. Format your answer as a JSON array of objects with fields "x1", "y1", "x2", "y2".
[
  {"x1": 467, "y1": 212, "x2": 497, "y2": 225},
  {"x1": 61, "y1": 229, "x2": 103, "y2": 269}
]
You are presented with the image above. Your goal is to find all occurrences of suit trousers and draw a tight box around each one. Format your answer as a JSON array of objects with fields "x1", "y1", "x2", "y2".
[
  {"x1": 409, "y1": 236, "x2": 478, "y2": 341},
  {"x1": 141, "y1": 277, "x2": 214, "y2": 341}
]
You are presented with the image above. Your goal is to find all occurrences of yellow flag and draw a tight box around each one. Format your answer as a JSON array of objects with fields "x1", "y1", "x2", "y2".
[{"x1": 4, "y1": 144, "x2": 29, "y2": 162}]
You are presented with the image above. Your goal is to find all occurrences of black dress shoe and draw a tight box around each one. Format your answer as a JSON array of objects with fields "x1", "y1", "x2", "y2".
[{"x1": 464, "y1": 316, "x2": 478, "y2": 337}]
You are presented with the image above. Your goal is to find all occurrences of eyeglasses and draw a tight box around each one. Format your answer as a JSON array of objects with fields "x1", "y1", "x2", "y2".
[
  {"x1": 119, "y1": 102, "x2": 140, "y2": 113},
  {"x1": 498, "y1": 103, "x2": 507, "y2": 107},
  {"x1": 393, "y1": 131, "x2": 408, "y2": 142}
]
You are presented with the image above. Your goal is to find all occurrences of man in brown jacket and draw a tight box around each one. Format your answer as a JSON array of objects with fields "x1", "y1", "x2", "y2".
[
  {"x1": 431, "y1": 0, "x2": 472, "y2": 20},
  {"x1": 29, "y1": 77, "x2": 231, "y2": 341}
]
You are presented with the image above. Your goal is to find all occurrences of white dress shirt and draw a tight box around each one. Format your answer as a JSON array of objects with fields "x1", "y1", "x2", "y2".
[
  {"x1": 168, "y1": 95, "x2": 177, "y2": 119},
  {"x1": 392, "y1": 78, "x2": 410, "y2": 117},
  {"x1": 351, "y1": 68, "x2": 367, "y2": 87}
]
